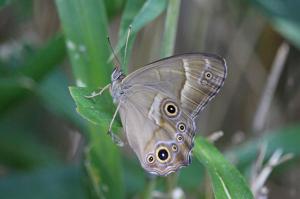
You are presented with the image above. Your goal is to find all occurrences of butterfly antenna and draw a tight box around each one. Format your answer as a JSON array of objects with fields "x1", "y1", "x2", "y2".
[
  {"x1": 107, "y1": 36, "x2": 121, "y2": 69},
  {"x1": 123, "y1": 25, "x2": 132, "y2": 67}
]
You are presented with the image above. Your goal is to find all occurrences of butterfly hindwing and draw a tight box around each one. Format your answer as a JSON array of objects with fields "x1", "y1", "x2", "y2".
[{"x1": 119, "y1": 86, "x2": 195, "y2": 175}]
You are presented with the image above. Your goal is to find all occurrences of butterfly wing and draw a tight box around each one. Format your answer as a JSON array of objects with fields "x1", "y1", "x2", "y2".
[
  {"x1": 119, "y1": 88, "x2": 195, "y2": 176},
  {"x1": 122, "y1": 53, "x2": 227, "y2": 118},
  {"x1": 118, "y1": 53, "x2": 227, "y2": 175}
]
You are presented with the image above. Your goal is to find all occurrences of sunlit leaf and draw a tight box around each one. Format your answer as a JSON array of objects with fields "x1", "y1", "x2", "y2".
[{"x1": 69, "y1": 86, "x2": 121, "y2": 128}]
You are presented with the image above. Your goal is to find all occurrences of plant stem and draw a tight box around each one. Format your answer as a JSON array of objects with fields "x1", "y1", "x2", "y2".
[
  {"x1": 160, "y1": 0, "x2": 181, "y2": 58},
  {"x1": 141, "y1": 176, "x2": 157, "y2": 199},
  {"x1": 166, "y1": 173, "x2": 178, "y2": 197},
  {"x1": 142, "y1": 0, "x2": 181, "y2": 196},
  {"x1": 252, "y1": 42, "x2": 289, "y2": 133},
  {"x1": 161, "y1": 0, "x2": 181, "y2": 196}
]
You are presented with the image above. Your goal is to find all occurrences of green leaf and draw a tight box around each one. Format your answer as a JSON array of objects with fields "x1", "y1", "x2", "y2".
[
  {"x1": 0, "y1": 166, "x2": 90, "y2": 199},
  {"x1": 55, "y1": 0, "x2": 124, "y2": 198},
  {"x1": 249, "y1": 0, "x2": 300, "y2": 49},
  {"x1": 194, "y1": 137, "x2": 254, "y2": 199},
  {"x1": 55, "y1": 0, "x2": 112, "y2": 87},
  {"x1": 115, "y1": 0, "x2": 167, "y2": 71},
  {"x1": 69, "y1": 86, "x2": 121, "y2": 128}
]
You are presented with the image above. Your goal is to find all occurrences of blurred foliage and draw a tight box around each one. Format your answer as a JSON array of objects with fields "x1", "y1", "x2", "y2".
[
  {"x1": 248, "y1": 0, "x2": 300, "y2": 49},
  {"x1": 227, "y1": 124, "x2": 300, "y2": 169},
  {"x1": 37, "y1": 71, "x2": 86, "y2": 131},
  {"x1": 0, "y1": 0, "x2": 299, "y2": 198},
  {"x1": 0, "y1": 34, "x2": 66, "y2": 113},
  {"x1": 0, "y1": 0, "x2": 10, "y2": 8},
  {"x1": 0, "y1": 130, "x2": 60, "y2": 170},
  {"x1": 104, "y1": 0, "x2": 125, "y2": 19},
  {"x1": 0, "y1": 166, "x2": 90, "y2": 199}
]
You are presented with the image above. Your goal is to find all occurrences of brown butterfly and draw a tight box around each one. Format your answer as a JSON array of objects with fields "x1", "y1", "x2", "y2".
[{"x1": 87, "y1": 53, "x2": 227, "y2": 176}]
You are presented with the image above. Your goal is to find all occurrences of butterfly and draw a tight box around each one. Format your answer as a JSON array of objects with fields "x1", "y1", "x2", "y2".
[{"x1": 87, "y1": 53, "x2": 227, "y2": 176}]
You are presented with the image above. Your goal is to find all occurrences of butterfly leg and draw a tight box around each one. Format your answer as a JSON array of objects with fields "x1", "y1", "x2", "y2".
[
  {"x1": 107, "y1": 103, "x2": 124, "y2": 147},
  {"x1": 85, "y1": 84, "x2": 111, "y2": 98}
]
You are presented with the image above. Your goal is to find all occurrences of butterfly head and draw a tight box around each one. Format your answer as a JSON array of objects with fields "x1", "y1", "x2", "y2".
[{"x1": 111, "y1": 67, "x2": 125, "y2": 82}]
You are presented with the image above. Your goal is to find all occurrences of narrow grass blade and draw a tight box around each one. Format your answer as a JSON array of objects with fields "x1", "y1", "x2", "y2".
[
  {"x1": 117, "y1": 0, "x2": 145, "y2": 72},
  {"x1": 160, "y1": 0, "x2": 181, "y2": 58},
  {"x1": 113, "y1": 0, "x2": 167, "y2": 71}
]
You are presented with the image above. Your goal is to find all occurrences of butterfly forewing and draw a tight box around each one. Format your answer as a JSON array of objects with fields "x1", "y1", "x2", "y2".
[{"x1": 122, "y1": 53, "x2": 227, "y2": 118}]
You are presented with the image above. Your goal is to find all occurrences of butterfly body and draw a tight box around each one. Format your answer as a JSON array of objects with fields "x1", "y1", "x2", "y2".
[{"x1": 109, "y1": 53, "x2": 227, "y2": 176}]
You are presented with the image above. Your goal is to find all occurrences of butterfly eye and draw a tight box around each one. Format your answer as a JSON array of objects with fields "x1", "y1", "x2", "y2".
[
  {"x1": 163, "y1": 101, "x2": 179, "y2": 118},
  {"x1": 204, "y1": 71, "x2": 213, "y2": 80},
  {"x1": 146, "y1": 154, "x2": 155, "y2": 164},
  {"x1": 176, "y1": 134, "x2": 184, "y2": 143},
  {"x1": 156, "y1": 146, "x2": 170, "y2": 163},
  {"x1": 177, "y1": 122, "x2": 186, "y2": 132},
  {"x1": 171, "y1": 144, "x2": 178, "y2": 152}
]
